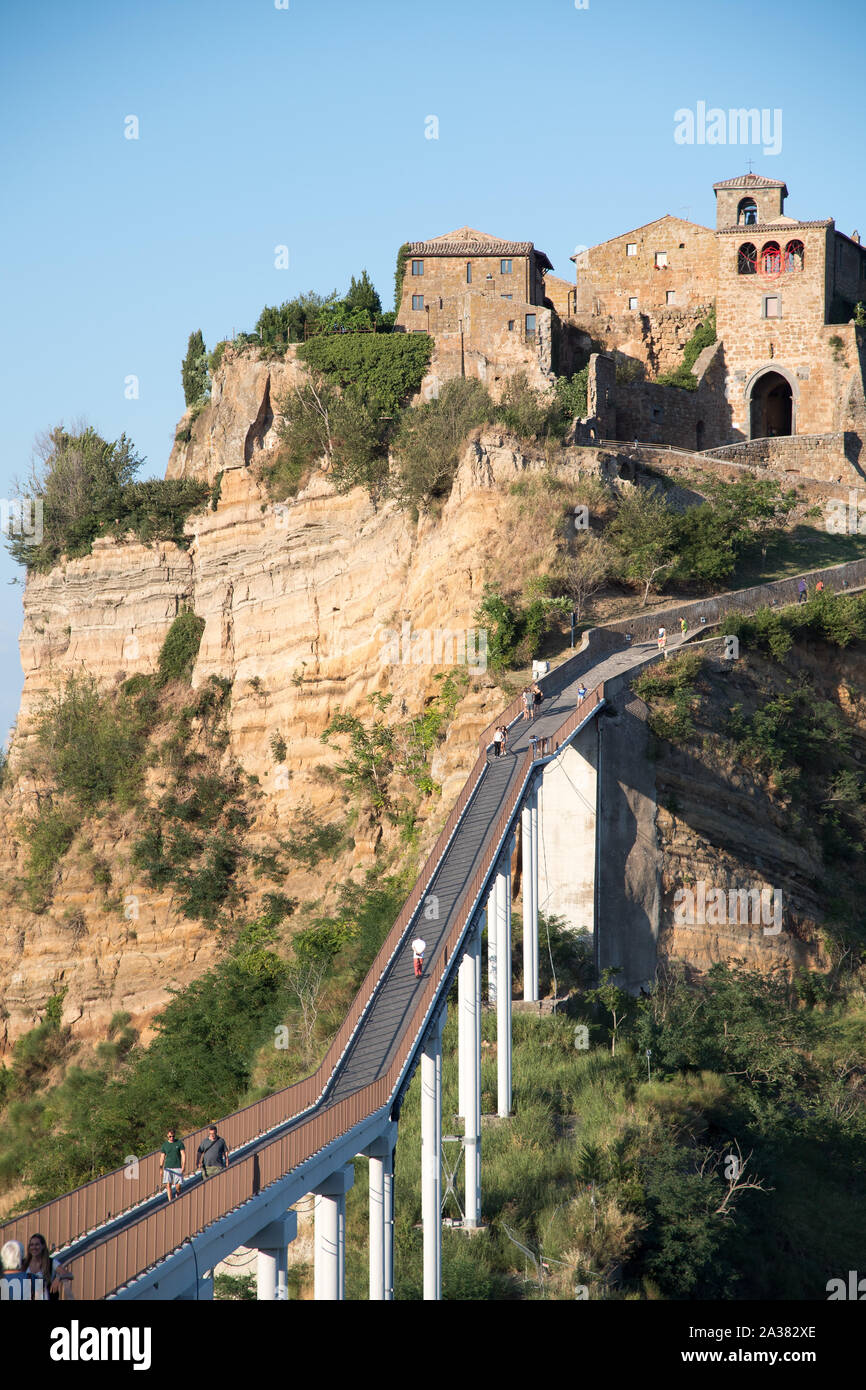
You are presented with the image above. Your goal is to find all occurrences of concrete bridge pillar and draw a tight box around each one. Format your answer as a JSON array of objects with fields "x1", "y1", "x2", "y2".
[
  {"x1": 313, "y1": 1165, "x2": 354, "y2": 1301},
  {"x1": 458, "y1": 917, "x2": 482, "y2": 1227},
  {"x1": 421, "y1": 1007, "x2": 446, "y2": 1300},
  {"x1": 486, "y1": 885, "x2": 497, "y2": 1004},
  {"x1": 364, "y1": 1122, "x2": 398, "y2": 1301},
  {"x1": 521, "y1": 782, "x2": 539, "y2": 1002},
  {"x1": 495, "y1": 838, "x2": 513, "y2": 1118},
  {"x1": 251, "y1": 1212, "x2": 298, "y2": 1301}
]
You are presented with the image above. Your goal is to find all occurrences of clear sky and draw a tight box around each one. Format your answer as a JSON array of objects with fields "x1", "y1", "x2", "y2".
[{"x1": 1, "y1": 0, "x2": 864, "y2": 743}]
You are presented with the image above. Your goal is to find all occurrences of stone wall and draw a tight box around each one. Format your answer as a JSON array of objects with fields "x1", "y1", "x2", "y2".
[
  {"x1": 705, "y1": 432, "x2": 866, "y2": 486},
  {"x1": 397, "y1": 251, "x2": 543, "y2": 331},
  {"x1": 598, "y1": 340, "x2": 730, "y2": 450},
  {"x1": 574, "y1": 215, "x2": 717, "y2": 318},
  {"x1": 569, "y1": 304, "x2": 710, "y2": 378},
  {"x1": 419, "y1": 299, "x2": 554, "y2": 399}
]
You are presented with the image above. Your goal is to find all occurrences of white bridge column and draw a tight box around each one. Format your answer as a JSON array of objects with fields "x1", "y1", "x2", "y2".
[
  {"x1": 495, "y1": 839, "x2": 513, "y2": 1118},
  {"x1": 364, "y1": 1122, "x2": 398, "y2": 1301},
  {"x1": 522, "y1": 782, "x2": 539, "y2": 1002},
  {"x1": 421, "y1": 1007, "x2": 446, "y2": 1300},
  {"x1": 252, "y1": 1212, "x2": 297, "y2": 1301},
  {"x1": 459, "y1": 918, "x2": 482, "y2": 1227},
  {"x1": 486, "y1": 885, "x2": 497, "y2": 1004},
  {"x1": 313, "y1": 1165, "x2": 354, "y2": 1301}
]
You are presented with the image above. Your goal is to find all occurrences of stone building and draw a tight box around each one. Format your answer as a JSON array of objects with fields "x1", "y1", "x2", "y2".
[
  {"x1": 570, "y1": 173, "x2": 866, "y2": 470},
  {"x1": 395, "y1": 227, "x2": 555, "y2": 394}
]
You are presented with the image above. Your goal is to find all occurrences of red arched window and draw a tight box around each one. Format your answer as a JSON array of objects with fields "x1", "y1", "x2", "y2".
[
  {"x1": 785, "y1": 239, "x2": 804, "y2": 271},
  {"x1": 761, "y1": 241, "x2": 782, "y2": 275},
  {"x1": 738, "y1": 242, "x2": 757, "y2": 275}
]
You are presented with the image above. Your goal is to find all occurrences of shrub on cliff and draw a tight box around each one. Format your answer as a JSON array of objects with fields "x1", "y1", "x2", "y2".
[
  {"x1": 6, "y1": 425, "x2": 209, "y2": 572},
  {"x1": 156, "y1": 610, "x2": 206, "y2": 685},
  {"x1": 390, "y1": 377, "x2": 492, "y2": 507},
  {"x1": 181, "y1": 330, "x2": 210, "y2": 407},
  {"x1": 298, "y1": 333, "x2": 432, "y2": 415}
]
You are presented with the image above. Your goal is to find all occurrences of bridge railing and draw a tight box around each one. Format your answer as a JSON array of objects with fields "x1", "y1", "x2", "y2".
[
  {"x1": 0, "y1": 744, "x2": 493, "y2": 1258},
  {"x1": 41, "y1": 678, "x2": 605, "y2": 1299}
]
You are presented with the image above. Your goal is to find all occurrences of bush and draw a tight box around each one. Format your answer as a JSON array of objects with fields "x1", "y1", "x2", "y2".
[
  {"x1": 390, "y1": 378, "x2": 492, "y2": 507},
  {"x1": 181, "y1": 330, "x2": 210, "y2": 407},
  {"x1": 298, "y1": 334, "x2": 432, "y2": 416},
  {"x1": 157, "y1": 611, "x2": 206, "y2": 685},
  {"x1": 19, "y1": 803, "x2": 81, "y2": 910},
  {"x1": 554, "y1": 367, "x2": 589, "y2": 421},
  {"x1": 495, "y1": 372, "x2": 559, "y2": 439},
  {"x1": 33, "y1": 673, "x2": 150, "y2": 810}
]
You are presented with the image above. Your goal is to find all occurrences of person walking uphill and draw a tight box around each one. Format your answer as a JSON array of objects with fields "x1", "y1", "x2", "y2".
[
  {"x1": 412, "y1": 936, "x2": 426, "y2": 978},
  {"x1": 159, "y1": 1127, "x2": 186, "y2": 1202},
  {"x1": 798, "y1": 577, "x2": 807, "y2": 604},
  {"x1": 197, "y1": 1124, "x2": 230, "y2": 1179}
]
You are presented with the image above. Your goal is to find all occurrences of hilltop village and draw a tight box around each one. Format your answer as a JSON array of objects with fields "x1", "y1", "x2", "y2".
[{"x1": 396, "y1": 171, "x2": 866, "y2": 486}]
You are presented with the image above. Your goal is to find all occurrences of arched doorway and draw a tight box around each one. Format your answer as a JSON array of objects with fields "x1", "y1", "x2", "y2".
[{"x1": 749, "y1": 370, "x2": 793, "y2": 438}]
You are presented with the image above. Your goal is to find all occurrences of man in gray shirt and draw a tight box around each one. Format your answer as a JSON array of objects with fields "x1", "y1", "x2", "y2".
[{"x1": 196, "y1": 1124, "x2": 230, "y2": 1178}]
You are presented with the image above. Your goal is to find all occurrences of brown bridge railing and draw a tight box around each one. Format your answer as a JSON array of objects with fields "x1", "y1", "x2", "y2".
[
  {"x1": 0, "y1": 748, "x2": 495, "y2": 1260},
  {"x1": 0, "y1": 675, "x2": 604, "y2": 1299}
]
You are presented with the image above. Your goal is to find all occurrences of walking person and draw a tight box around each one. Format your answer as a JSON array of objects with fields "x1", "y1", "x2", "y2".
[
  {"x1": 492, "y1": 727, "x2": 503, "y2": 758},
  {"x1": 196, "y1": 1124, "x2": 230, "y2": 1179},
  {"x1": 797, "y1": 578, "x2": 807, "y2": 604},
  {"x1": 21, "y1": 1232, "x2": 71, "y2": 1300},
  {"x1": 411, "y1": 936, "x2": 426, "y2": 978},
  {"x1": 500, "y1": 724, "x2": 508, "y2": 753},
  {"x1": 159, "y1": 1127, "x2": 186, "y2": 1202},
  {"x1": 680, "y1": 617, "x2": 688, "y2": 639},
  {"x1": 522, "y1": 686, "x2": 533, "y2": 721},
  {"x1": 657, "y1": 627, "x2": 667, "y2": 653},
  {"x1": 815, "y1": 578, "x2": 825, "y2": 595},
  {"x1": 577, "y1": 684, "x2": 588, "y2": 705},
  {"x1": 531, "y1": 682, "x2": 543, "y2": 719}
]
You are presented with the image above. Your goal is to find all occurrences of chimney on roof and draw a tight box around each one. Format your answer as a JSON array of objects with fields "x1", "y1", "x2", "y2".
[{"x1": 853, "y1": 230, "x2": 861, "y2": 244}]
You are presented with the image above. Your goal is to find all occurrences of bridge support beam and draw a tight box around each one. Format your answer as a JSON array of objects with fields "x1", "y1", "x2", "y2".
[
  {"x1": 495, "y1": 840, "x2": 513, "y2": 1118},
  {"x1": 364, "y1": 1122, "x2": 398, "y2": 1301},
  {"x1": 313, "y1": 1165, "x2": 354, "y2": 1301},
  {"x1": 251, "y1": 1212, "x2": 297, "y2": 1301},
  {"x1": 459, "y1": 918, "x2": 482, "y2": 1227},
  {"x1": 522, "y1": 782, "x2": 539, "y2": 1002},
  {"x1": 421, "y1": 1007, "x2": 446, "y2": 1300},
  {"x1": 486, "y1": 887, "x2": 497, "y2": 1004}
]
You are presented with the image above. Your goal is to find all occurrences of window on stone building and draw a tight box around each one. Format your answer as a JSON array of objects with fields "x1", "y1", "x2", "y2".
[
  {"x1": 411, "y1": 260, "x2": 424, "y2": 276},
  {"x1": 655, "y1": 251, "x2": 668, "y2": 268},
  {"x1": 500, "y1": 294, "x2": 512, "y2": 299},
  {"x1": 666, "y1": 290, "x2": 676, "y2": 305},
  {"x1": 412, "y1": 294, "x2": 424, "y2": 311},
  {"x1": 738, "y1": 198, "x2": 758, "y2": 226},
  {"x1": 626, "y1": 243, "x2": 637, "y2": 256},
  {"x1": 466, "y1": 263, "x2": 472, "y2": 283},
  {"x1": 784, "y1": 239, "x2": 804, "y2": 272},
  {"x1": 501, "y1": 259, "x2": 512, "y2": 274},
  {"x1": 761, "y1": 242, "x2": 782, "y2": 275},
  {"x1": 525, "y1": 313, "x2": 536, "y2": 339},
  {"x1": 508, "y1": 320, "x2": 515, "y2": 331},
  {"x1": 738, "y1": 242, "x2": 757, "y2": 275},
  {"x1": 628, "y1": 296, "x2": 639, "y2": 310},
  {"x1": 762, "y1": 294, "x2": 781, "y2": 318}
]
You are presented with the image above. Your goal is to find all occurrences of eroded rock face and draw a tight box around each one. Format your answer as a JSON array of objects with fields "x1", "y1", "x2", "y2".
[{"x1": 2, "y1": 376, "x2": 616, "y2": 1049}]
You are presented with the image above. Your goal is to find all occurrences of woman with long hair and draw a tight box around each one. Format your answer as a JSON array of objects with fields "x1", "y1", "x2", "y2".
[{"x1": 23, "y1": 1232, "x2": 73, "y2": 1300}]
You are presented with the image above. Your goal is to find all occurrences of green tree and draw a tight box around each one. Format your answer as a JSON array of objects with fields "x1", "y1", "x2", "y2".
[
  {"x1": 390, "y1": 378, "x2": 493, "y2": 508},
  {"x1": 607, "y1": 488, "x2": 677, "y2": 604},
  {"x1": 345, "y1": 269, "x2": 382, "y2": 318},
  {"x1": 181, "y1": 330, "x2": 210, "y2": 407}
]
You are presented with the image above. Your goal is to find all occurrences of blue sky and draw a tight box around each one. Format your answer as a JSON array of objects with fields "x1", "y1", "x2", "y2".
[{"x1": 1, "y1": 0, "x2": 864, "y2": 742}]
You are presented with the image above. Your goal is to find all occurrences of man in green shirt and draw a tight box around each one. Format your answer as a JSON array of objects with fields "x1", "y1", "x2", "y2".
[{"x1": 159, "y1": 1128, "x2": 186, "y2": 1202}]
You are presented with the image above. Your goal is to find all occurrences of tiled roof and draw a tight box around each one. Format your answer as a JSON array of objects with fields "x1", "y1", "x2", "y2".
[
  {"x1": 713, "y1": 173, "x2": 788, "y2": 193},
  {"x1": 717, "y1": 219, "x2": 832, "y2": 233},
  {"x1": 571, "y1": 214, "x2": 713, "y2": 258},
  {"x1": 409, "y1": 231, "x2": 553, "y2": 269}
]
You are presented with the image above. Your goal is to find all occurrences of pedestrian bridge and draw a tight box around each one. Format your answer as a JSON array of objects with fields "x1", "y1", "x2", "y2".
[{"x1": 2, "y1": 557, "x2": 864, "y2": 1300}]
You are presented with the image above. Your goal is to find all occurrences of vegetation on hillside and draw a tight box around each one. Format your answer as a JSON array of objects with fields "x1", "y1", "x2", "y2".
[{"x1": 6, "y1": 425, "x2": 209, "y2": 572}]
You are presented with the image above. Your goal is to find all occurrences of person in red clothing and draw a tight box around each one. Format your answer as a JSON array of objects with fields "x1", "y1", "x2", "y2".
[{"x1": 412, "y1": 937, "x2": 426, "y2": 978}]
